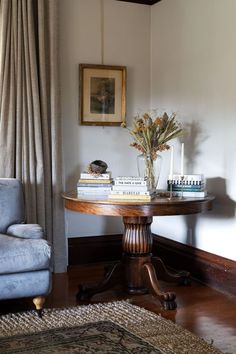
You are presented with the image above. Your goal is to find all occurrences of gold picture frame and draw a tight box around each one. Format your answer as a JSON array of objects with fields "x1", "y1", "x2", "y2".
[{"x1": 79, "y1": 64, "x2": 126, "y2": 126}]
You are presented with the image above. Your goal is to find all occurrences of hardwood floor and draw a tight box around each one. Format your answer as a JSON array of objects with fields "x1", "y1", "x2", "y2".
[{"x1": 1, "y1": 263, "x2": 236, "y2": 353}]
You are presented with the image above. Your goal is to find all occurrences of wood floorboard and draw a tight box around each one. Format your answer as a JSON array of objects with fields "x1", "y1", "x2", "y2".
[{"x1": 1, "y1": 263, "x2": 236, "y2": 353}]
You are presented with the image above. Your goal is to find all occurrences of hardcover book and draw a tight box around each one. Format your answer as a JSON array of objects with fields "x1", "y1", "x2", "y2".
[
  {"x1": 77, "y1": 186, "x2": 112, "y2": 192},
  {"x1": 114, "y1": 176, "x2": 148, "y2": 181},
  {"x1": 78, "y1": 179, "x2": 113, "y2": 184},
  {"x1": 114, "y1": 180, "x2": 148, "y2": 186},
  {"x1": 169, "y1": 174, "x2": 204, "y2": 182},
  {"x1": 167, "y1": 183, "x2": 205, "y2": 192},
  {"x1": 80, "y1": 171, "x2": 112, "y2": 180},
  {"x1": 168, "y1": 187, "x2": 205, "y2": 192},
  {"x1": 168, "y1": 180, "x2": 204, "y2": 186},
  {"x1": 112, "y1": 185, "x2": 151, "y2": 192},
  {"x1": 77, "y1": 190, "x2": 111, "y2": 195},
  {"x1": 77, "y1": 182, "x2": 113, "y2": 188},
  {"x1": 173, "y1": 190, "x2": 207, "y2": 198},
  {"x1": 108, "y1": 193, "x2": 154, "y2": 201},
  {"x1": 110, "y1": 189, "x2": 155, "y2": 196}
]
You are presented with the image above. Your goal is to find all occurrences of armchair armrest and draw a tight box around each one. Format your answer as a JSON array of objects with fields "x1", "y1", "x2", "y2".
[{"x1": 6, "y1": 224, "x2": 45, "y2": 239}]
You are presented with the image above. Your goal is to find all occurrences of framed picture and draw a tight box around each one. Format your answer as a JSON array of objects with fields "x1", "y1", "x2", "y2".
[{"x1": 79, "y1": 64, "x2": 126, "y2": 126}]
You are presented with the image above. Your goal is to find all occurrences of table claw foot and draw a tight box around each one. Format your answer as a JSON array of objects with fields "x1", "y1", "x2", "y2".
[
  {"x1": 76, "y1": 262, "x2": 122, "y2": 301},
  {"x1": 161, "y1": 292, "x2": 177, "y2": 310},
  {"x1": 152, "y1": 257, "x2": 191, "y2": 285},
  {"x1": 76, "y1": 284, "x2": 90, "y2": 301},
  {"x1": 142, "y1": 262, "x2": 177, "y2": 310}
]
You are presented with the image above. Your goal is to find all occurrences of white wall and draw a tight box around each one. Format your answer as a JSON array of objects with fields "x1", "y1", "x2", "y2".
[
  {"x1": 60, "y1": 0, "x2": 236, "y2": 262},
  {"x1": 59, "y1": 0, "x2": 151, "y2": 237},
  {"x1": 151, "y1": 0, "x2": 236, "y2": 260}
]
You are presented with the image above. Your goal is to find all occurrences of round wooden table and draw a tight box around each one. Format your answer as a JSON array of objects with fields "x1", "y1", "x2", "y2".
[{"x1": 63, "y1": 191, "x2": 214, "y2": 310}]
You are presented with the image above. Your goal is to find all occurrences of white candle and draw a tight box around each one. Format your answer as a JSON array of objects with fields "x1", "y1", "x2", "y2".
[
  {"x1": 169, "y1": 146, "x2": 174, "y2": 180},
  {"x1": 180, "y1": 143, "x2": 184, "y2": 176}
]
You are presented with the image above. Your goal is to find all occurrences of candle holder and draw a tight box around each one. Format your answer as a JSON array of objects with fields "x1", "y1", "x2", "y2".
[
  {"x1": 168, "y1": 179, "x2": 173, "y2": 200},
  {"x1": 180, "y1": 175, "x2": 185, "y2": 199}
]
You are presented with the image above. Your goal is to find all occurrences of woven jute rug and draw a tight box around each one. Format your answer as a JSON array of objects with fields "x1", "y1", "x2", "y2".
[{"x1": 0, "y1": 300, "x2": 222, "y2": 354}]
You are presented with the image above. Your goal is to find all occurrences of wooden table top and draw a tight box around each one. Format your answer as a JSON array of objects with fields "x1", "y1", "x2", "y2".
[{"x1": 62, "y1": 190, "x2": 214, "y2": 217}]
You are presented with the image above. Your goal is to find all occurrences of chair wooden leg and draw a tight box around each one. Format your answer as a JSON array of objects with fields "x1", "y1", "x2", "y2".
[{"x1": 33, "y1": 296, "x2": 45, "y2": 318}]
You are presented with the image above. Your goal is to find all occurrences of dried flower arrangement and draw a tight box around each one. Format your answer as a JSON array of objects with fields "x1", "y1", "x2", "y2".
[
  {"x1": 128, "y1": 111, "x2": 184, "y2": 160},
  {"x1": 125, "y1": 111, "x2": 185, "y2": 189}
]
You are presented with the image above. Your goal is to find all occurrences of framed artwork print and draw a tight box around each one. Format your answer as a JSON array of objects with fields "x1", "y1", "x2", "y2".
[{"x1": 79, "y1": 64, "x2": 126, "y2": 126}]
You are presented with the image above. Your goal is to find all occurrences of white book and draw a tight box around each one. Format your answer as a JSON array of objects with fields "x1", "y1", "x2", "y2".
[
  {"x1": 112, "y1": 185, "x2": 150, "y2": 192},
  {"x1": 110, "y1": 189, "x2": 156, "y2": 196},
  {"x1": 168, "y1": 180, "x2": 205, "y2": 187},
  {"x1": 77, "y1": 190, "x2": 111, "y2": 195},
  {"x1": 77, "y1": 186, "x2": 112, "y2": 192},
  {"x1": 170, "y1": 181, "x2": 205, "y2": 186},
  {"x1": 115, "y1": 176, "x2": 148, "y2": 181},
  {"x1": 114, "y1": 180, "x2": 148, "y2": 186},
  {"x1": 108, "y1": 194, "x2": 153, "y2": 201},
  {"x1": 78, "y1": 178, "x2": 113, "y2": 184},
  {"x1": 80, "y1": 171, "x2": 111, "y2": 180},
  {"x1": 174, "y1": 190, "x2": 207, "y2": 198},
  {"x1": 169, "y1": 174, "x2": 204, "y2": 182}
]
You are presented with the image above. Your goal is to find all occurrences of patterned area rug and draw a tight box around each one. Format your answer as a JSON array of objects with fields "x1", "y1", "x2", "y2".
[
  {"x1": 0, "y1": 300, "x2": 222, "y2": 354},
  {"x1": 0, "y1": 321, "x2": 161, "y2": 354}
]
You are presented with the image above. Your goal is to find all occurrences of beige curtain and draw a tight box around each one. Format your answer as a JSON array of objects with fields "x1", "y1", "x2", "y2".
[{"x1": 0, "y1": 0, "x2": 66, "y2": 272}]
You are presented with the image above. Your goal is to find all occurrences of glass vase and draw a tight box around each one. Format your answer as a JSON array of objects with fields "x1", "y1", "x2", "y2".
[{"x1": 137, "y1": 154, "x2": 162, "y2": 190}]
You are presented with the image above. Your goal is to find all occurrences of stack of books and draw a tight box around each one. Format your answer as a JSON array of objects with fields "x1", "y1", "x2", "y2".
[
  {"x1": 108, "y1": 176, "x2": 156, "y2": 201},
  {"x1": 77, "y1": 171, "x2": 113, "y2": 195},
  {"x1": 167, "y1": 174, "x2": 207, "y2": 197}
]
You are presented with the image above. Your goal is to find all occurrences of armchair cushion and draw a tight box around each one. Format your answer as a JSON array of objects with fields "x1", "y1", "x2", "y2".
[
  {"x1": 0, "y1": 179, "x2": 24, "y2": 233},
  {"x1": 0, "y1": 234, "x2": 51, "y2": 275},
  {"x1": 0, "y1": 271, "x2": 51, "y2": 300},
  {"x1": 7, "y1": 224, "x2": 44, "y2": 239}
]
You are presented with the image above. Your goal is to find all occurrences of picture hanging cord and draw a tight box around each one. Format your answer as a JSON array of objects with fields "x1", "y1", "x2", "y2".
[{"x1": 100, "y1": 0, "x2": 104, "y2": 65}]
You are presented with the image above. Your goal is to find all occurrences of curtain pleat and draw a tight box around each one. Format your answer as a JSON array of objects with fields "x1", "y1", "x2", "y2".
[{"x1": 0, "y1": 0, "x2": 66, "y2": 273}]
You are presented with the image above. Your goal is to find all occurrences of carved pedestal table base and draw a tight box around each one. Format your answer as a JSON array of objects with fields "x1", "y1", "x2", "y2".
[
  {"x1": 77, "y1": 216, "x2": 189, "y2": 310},
  {"x1": 62, "y1": 191, "x2": 214, "y2": 310}
]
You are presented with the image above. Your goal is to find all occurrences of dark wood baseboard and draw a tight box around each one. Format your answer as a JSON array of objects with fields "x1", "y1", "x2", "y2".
[
  {"x1": 152, "y1": 234, "x2": 236, "y2": 297},
  {"x1": 68, "y1": 234, "x2": 236, "y2": 296},
  {"x1": 68, "y1": 234, "x2": 123, "y2": 265}
]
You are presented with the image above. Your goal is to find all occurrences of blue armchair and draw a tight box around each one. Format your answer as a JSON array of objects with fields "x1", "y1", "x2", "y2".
[{"x1": 0, "y1": 178, "x2": 52, "y2": 316}]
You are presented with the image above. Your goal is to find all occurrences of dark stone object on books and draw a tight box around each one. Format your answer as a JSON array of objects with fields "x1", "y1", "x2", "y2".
[{"x1": 89, "y1": 160, "x2": 108, "y2": 174}]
